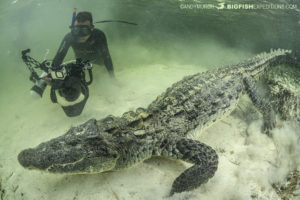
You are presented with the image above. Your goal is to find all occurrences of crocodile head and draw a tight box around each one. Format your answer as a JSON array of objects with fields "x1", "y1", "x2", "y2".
[{"x1": 18, "y1": 119, "x2": 120, "y2": 174}]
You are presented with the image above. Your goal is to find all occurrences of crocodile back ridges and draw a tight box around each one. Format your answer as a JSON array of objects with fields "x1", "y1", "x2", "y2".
[
  {"x1": 147, "y1": 49, "x2": 291, "y2": 110},
  {"x1": 92, "y1": 49, "x2": 292, "y2": 139},
  {"x1": 234, "y1": 48, "x2": 292, "y2": 77},
  {"x1": 144, "y1": 49, "x2": 292, "y2": 138},
  {"x1": 147, "y1": 67, "x2": 243, "y2": 138}
]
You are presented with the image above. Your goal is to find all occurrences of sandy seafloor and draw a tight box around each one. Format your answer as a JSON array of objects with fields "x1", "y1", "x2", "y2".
[{"x1": 0, "y1": 0, "x2": 300, "y2": 200}]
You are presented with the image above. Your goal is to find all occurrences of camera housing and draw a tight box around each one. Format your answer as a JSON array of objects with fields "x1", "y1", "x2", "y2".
[
  {"x1": 22, "y1": 49, "x2": 93, "y2": 117},
  {"x1": 49, "y1": 60, "x2": 93, "y2": 117}
]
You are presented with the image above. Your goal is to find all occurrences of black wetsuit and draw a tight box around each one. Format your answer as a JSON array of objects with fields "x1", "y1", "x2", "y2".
[{"x1": 52, "y1": 28, "x2": 115, "y2": 77}]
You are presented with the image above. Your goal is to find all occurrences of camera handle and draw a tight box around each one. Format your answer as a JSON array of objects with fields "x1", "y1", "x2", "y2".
[
  {"x1": 84, "y1": 68, "x2": 93, "y2": 86},
  {"x1": 83, "y1": 62, "x2": 93, "y2": 86}
]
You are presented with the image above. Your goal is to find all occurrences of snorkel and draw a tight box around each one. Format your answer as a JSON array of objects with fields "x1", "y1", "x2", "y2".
[
  {"x1": 70, "y1": 8, "x2": 80, "y2": 40},
  {"x1": 71, "y1": 8, "x2": 76, "y2": 26}
]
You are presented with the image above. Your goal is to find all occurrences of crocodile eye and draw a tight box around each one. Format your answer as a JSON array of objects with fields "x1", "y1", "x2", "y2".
[{"x1": 113, "y1": 154, "x2": 118, "y2": 158}]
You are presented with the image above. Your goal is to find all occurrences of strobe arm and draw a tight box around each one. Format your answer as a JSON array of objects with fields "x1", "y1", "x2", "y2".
[
  {"x1": 21, "y1": 49, "x2": 31, "y2": 61},
  {"x1": 21, "y1": 49, "x2": 51, "y2": 83},
  {"x1": 21, "y1": 49, "x2": 49, "y2": 72}
]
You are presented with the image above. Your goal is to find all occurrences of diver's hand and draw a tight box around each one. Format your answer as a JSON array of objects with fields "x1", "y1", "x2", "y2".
[{"x1": 44, "y1": 77, "x2": 52, "y2": 85}]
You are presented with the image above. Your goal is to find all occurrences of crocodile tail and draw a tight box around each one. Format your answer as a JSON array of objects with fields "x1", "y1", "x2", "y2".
[{"x1": 243, "y1": 48, "x2": 292, "y2": 77}]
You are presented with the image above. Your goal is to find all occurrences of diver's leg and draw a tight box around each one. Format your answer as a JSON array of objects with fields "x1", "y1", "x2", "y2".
[{"x1": 244, "y1": 76, "x2": 276, "y2": 135}]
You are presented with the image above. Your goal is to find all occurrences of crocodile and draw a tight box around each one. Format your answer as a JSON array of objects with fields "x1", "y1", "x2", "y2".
[{"x1": 18, "y1": 49, "x2": 296, "y2": 195}]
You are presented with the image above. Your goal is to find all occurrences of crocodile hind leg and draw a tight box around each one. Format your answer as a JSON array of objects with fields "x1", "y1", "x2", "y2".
[
  {"x1": 159, "y1": 136, "x2": 218, "y2": 195},
  {"x1": 244, "y1": 76, "x2": 276, "y2": 134}
]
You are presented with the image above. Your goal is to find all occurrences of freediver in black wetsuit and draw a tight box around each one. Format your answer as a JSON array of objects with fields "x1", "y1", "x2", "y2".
[
  {"x1": 44, "y1": 11, "x2": 119, "y2": 117},
  {"x1": 52, "y1": 11, "x2": 116, "y2": 79}
]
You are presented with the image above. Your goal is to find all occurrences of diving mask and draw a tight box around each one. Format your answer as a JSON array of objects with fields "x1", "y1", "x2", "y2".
[{"x1": 70, "y1": 25, "x2": 93, "y2": 37}]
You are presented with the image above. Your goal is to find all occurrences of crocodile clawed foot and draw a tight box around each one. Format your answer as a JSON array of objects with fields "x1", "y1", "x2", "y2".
[
  {"x1": 161, "y1": 138, "x2": 218, "y2": 196},
  {"x1": 166, "y1": 139, "x2": 218, "y2": 196},
  {"x1": 169, "y1": 165, "x2": 214, "y2": 196},
  {"x1": 262, "y1": 110, "x2": 276, "y2": 136},
  {"x1": 169, "y1": 165, "x2": 207, "y2": 196}
]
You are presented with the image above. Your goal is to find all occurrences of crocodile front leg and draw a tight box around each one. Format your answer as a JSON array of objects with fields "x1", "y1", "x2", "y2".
[
  {"x1": 158, "y1": 136, "x2": 218, "y2": 195},
  {"x1": 244, "y1": 76, "x2": 276, "y2": 134}
]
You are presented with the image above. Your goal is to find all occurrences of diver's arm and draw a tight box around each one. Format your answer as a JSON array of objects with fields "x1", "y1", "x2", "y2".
[
  {"x1": 52, "y1": 33, "x2": 71, "y2": 69},
  {"x1": 98, "y1": 32, "x2": 115, "y2": 78}
]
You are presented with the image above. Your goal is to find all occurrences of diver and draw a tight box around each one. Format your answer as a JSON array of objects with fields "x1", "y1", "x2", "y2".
[
  {"x1": 50, "y1": 11, "x2": 118, "y2": 82},
  {"x1": 44, "y1": 11, "x2": 118, "y2": 117},
  {"x1": 22, "y1": 10, "x2": 136, "y2": 117}
]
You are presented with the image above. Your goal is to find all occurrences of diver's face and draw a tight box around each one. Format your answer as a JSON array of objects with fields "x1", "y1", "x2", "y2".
[{"x1": 73, "y1": 20, "x2": 93, "y2": 43}]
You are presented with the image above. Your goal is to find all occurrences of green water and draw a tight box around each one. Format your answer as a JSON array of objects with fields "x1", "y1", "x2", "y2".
[{"x1": 0, "y1": 0, "x2": 299, "y2": 199}]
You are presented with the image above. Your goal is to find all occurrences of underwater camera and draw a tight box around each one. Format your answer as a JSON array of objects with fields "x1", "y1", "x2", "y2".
[{"x1": 21, "y1": 49, "x2": 93, "y2": 117}]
